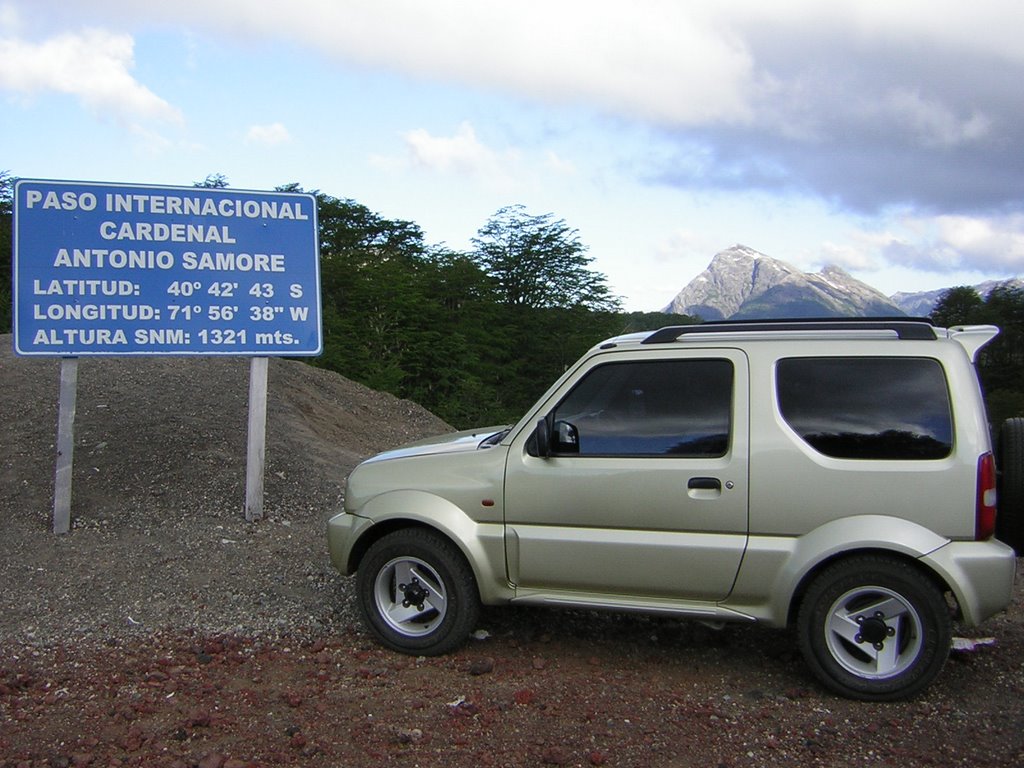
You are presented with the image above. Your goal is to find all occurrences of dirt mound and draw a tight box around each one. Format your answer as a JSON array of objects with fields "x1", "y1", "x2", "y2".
[{"x1": 0, "y1": 335, "x2": 450, "y2": 643}]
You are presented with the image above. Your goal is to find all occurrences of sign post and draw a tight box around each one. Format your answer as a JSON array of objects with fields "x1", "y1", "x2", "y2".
[
  {"x1": 13, "y1": 180, "x2": 322, "y2": 531},
  {"x1": 53, "y1": 357, "x2": 79, "y2": 535},
  {"x1": 245, "y1": 356, "x2": 269, "y2": 522}
]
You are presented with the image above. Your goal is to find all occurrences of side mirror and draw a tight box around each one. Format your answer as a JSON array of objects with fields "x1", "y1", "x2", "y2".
[
  {"x1": 554, "y1": 420, "x2": 579, "y2": 454},
  {"x1": 535, "y1": 418, "x2": 551, "y2": 458}
]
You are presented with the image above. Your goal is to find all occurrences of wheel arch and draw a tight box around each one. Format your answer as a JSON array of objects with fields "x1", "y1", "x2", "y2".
[
  {"x1": 728, "y1": 515, "x2": 954, "y2": 627},
  {"x1": 344, "y1": 490, "x2": 513, "y2": 605},
  {"x1": 785, "y1": 547, "x2": 954, "y2": 628}
]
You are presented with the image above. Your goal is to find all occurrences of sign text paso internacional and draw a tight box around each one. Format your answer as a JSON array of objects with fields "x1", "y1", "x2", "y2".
[{"x1": 13, "y1": 180, "x2": 322, "y2": 356}]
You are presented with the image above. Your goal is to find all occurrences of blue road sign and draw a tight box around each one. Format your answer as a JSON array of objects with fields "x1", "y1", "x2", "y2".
[{"x1": 13, "y1": 179, "x2": 322, "y2": 356}]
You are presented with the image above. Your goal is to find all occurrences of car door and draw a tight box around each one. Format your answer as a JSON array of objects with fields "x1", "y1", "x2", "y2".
[{"x1": 503, "y1": 348, "x2": 749, "y2": 602}]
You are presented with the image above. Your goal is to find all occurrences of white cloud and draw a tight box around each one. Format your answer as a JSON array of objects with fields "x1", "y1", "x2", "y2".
[
  {"x1": 934, "y1": 214, "x2": 1024, "y2": 271},
  {"x1": 404, "y1": 122, "x2": 498, "y2": 174},
  {"x1": 391, "y1": 122, "x2": 534, "y2": 194},
  {"x1": 14, "y1": 2, "x2": 1024, "y2": 134},
  {"x1": 0, "y1": 28, "x2": 182, "y2": 124},
  {"x1": 31, "y1": 0, "x2": 761, "y2": 127},
  {"x1": 245, "y1": 122, "x2": 291, "y2": 146},
  {"x1": 848, "y1": 213, "x2": 1024, "y2": 276}
]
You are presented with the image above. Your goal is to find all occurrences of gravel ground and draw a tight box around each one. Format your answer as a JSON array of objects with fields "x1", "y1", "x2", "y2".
[{"x1": 1, "y1": 334, "x2": 1023, "y2": 767}]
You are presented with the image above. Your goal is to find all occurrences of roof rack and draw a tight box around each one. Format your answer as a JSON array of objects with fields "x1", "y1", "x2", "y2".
[{"x1": 641, "y1": 318, "x2": 937, "y2": 345}]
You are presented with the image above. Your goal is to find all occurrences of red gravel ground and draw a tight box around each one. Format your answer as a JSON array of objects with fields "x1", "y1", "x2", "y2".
[{"x1": 3, "y1": 602, "x2": 1024, "y2": 768}]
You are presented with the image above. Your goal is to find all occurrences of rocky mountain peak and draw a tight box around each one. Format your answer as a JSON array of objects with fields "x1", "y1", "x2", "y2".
[{"x1": 663, "y1": 246, "x2": 903, "y2": 320}]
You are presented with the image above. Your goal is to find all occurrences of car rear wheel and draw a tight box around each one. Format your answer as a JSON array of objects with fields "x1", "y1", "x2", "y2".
[
  {"x1": 997, "y1": 417, "x2": 1024, "y2": 553},
  {"x1": 797, "y1": 556, "x2": 951, "y2": 701},
  {"x1": 356, "y1": 528, "x2": 480, "y2": 656}
]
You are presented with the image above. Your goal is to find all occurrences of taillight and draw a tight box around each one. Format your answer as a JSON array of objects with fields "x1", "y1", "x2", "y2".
[{"x1": 976, "y1": 452, "x2": 997, "y2": 540}]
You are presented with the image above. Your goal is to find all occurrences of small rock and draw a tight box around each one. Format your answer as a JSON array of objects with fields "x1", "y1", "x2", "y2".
[
  {"x1": 197, "y1": 755, "x2": 225, "y2": 768},
  {"x1": 513, "y1": 689, "x2": 535, "y2": 705},
  {"x1": 467, "y1": 657, "x2": 494, "y2": 676},
  {"x1": 188, "y1": 710, "x2": 213, "y2": 728},
  {"x1": 542, "y1": 746, "x2": 571, "y2": 765},
  {"x1": 449, "y1": 700, "x2": 479, "y2": 717},
  {"x1": 392, "y1": 727, "x2": 423, "y2": 744}
]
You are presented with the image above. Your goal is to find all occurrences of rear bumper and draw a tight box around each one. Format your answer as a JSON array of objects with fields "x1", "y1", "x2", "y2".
[{"x1": 922, "y1": 539, "x2": 1017, "y2": 625}]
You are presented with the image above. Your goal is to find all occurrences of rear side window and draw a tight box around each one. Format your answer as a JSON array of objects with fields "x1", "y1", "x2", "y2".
[
  {"x1": 553, "y1": 359, "x2": 733, "y2": 457},
  {"x1": 777, "y1": 357, "x2": 953, "y2": 460}
]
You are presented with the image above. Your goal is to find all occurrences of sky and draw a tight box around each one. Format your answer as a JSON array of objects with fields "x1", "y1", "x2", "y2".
[{"x1": 3, "y1": 1, "x2": 1023, "y2": 311}]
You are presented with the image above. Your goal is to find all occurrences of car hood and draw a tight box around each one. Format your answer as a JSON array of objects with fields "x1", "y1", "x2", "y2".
[{"x1": 361, "y1": 425, "x2": 510, "y2": 464}]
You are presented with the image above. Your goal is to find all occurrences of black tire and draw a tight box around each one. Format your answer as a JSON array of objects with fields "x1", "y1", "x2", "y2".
[
  {"x1": 356, "y1": 528, "x2": 481, "y2": 656},
  {"x1": 997, "y1": 417, "x2": 1024, "y2": 554},
  {"x1": 797, "y1": 556, "x2": 951, "y2": 701}
]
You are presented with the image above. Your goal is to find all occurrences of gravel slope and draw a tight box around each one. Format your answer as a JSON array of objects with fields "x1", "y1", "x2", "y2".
[{"x1": 0, "y1": 336, "x2": 450, "y2": 644}]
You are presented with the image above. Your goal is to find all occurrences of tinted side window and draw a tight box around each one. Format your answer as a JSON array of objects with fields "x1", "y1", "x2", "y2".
[
  {"x1": 553, "y1": 359, "x2": 733, "y2": 457},
  {"x1": 777, "y1": 357, "x2": 953, "y2": 460}
]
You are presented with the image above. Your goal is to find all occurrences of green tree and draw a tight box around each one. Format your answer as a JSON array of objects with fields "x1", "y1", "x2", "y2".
[
  {"x1": 460, "y1": 205, "x2": 626, "y2": 422},
  {"x1": 931, "y1": 286, "x2": 983, "y2": 327},
  {"x1": 194, "y1": 173, "x2": 230, "y2": 189},
  {"x1": 313, "y1": 194, "x2": 430, "y2": 391},
  {"x1": 471, "y1": 205, "x2": 621, "y2": 312},
  {"x1": 934, "y1": 283, "x2": 1024, "y2": 430},
  {"x1": 977, "y1": 284, "x2": 1024, "y2": 397}
]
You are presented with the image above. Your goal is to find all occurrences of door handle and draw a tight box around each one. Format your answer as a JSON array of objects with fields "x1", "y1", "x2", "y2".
[{"x1": 688, "y1": 477, "x2": 721, "y2": 491}]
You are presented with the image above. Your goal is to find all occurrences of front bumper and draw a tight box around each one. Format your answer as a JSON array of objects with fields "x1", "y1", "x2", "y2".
[{"x1": 327, "y1": 511, "x2": 373, "y2": 575}]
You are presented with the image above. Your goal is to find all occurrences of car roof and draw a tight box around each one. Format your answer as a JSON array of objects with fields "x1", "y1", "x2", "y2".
[{"x1": 594, "y1": 318, "x2": 999, "y2": 361}]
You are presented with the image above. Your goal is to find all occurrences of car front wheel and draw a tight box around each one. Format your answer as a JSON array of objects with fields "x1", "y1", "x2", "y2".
[
  {"x1": 797, "y1": 556, "x2": 951, "y2": 701},
  {"x1": 356, "y1": 528, "x2": 480, "y2": 656}
]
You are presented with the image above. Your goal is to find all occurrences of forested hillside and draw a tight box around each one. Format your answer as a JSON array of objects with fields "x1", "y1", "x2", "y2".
[{"x1": 292, "y1": 190, "x2": 685, "y2": 425}]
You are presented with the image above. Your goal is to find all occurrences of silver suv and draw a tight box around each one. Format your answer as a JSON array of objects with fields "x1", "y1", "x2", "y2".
[{"x1": 328, "y1": 319, "x2": 1018, "y2": 700}]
